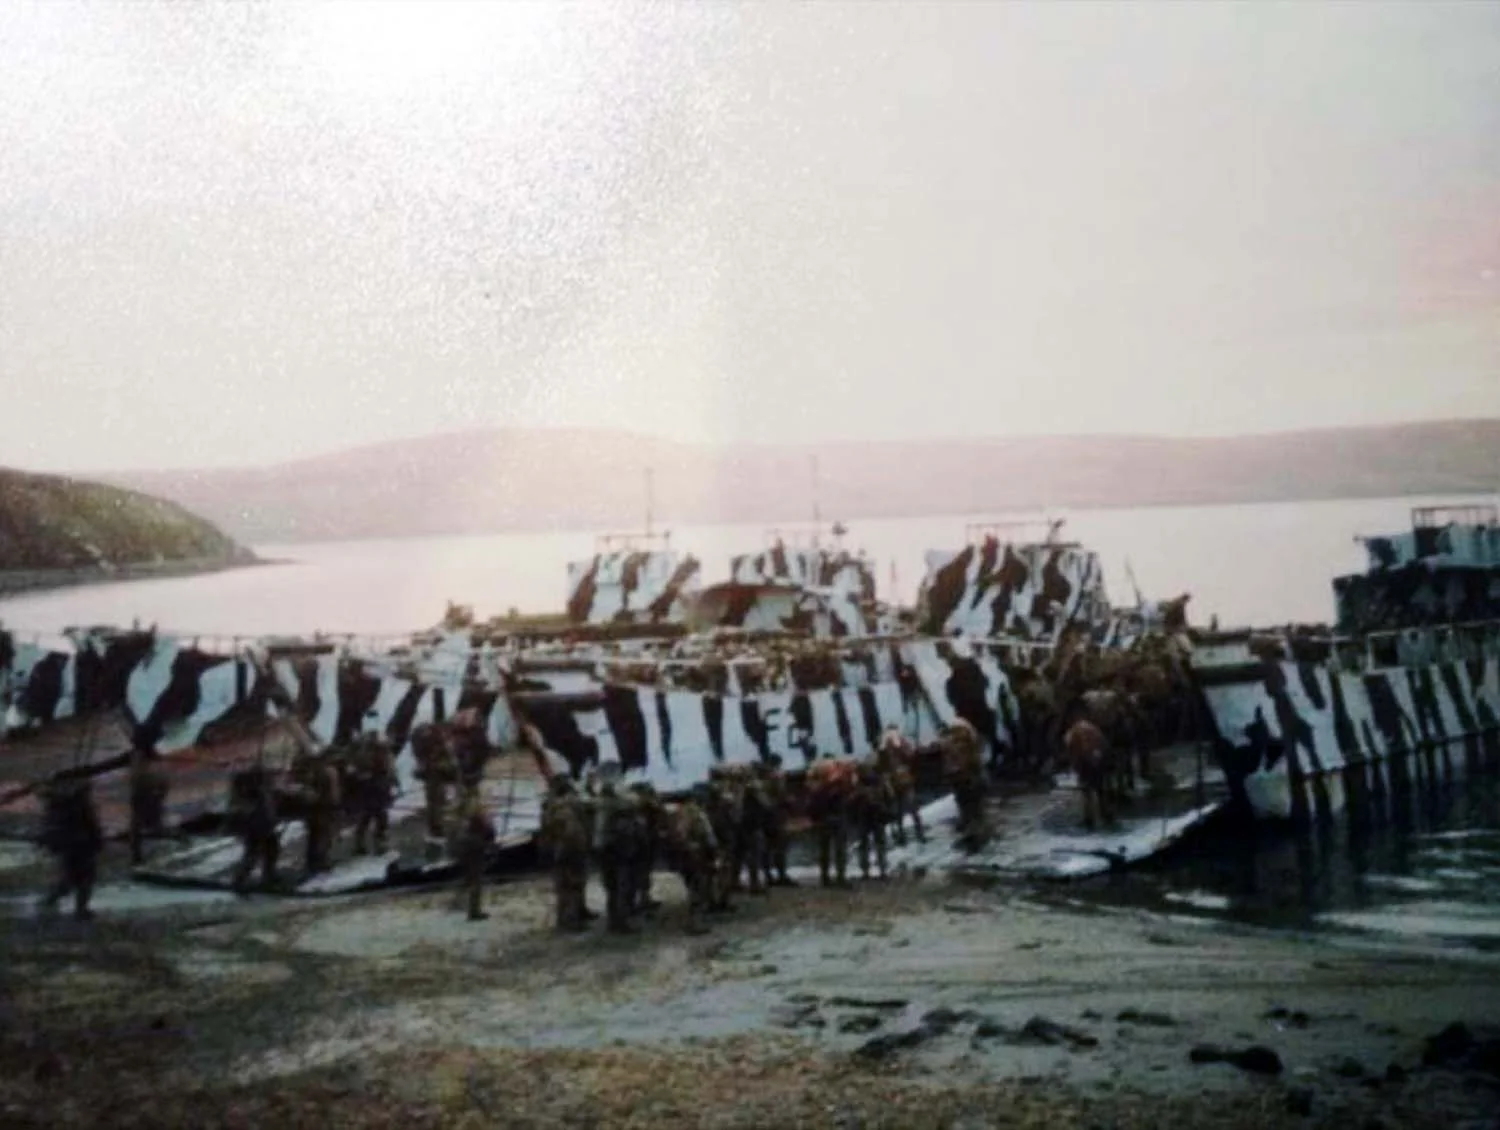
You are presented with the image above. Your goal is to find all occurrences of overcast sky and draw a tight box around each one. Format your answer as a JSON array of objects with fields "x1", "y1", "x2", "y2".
[{"x1": 2, "y1": 1, "x2": 1497, "y2": 473}]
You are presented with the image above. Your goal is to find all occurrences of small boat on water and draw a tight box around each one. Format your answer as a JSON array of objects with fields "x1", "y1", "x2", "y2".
[{"x1": 1189, "y1": 501, "x2": 1500, "y2": 823}]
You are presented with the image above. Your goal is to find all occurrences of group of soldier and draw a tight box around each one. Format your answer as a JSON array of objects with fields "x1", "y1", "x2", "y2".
[
  {"x1": 532, "y1": 720, "x2": 989, "y2": 937},
  {"x1": 225, "y1": 711, "x2": 497, "y2": 905},
  {"x1": 36, "y1": 736, "x2": 173, "y2": 920},
  {"x1": 34, "y1": 698, "x2": 991, "y2": 931}
]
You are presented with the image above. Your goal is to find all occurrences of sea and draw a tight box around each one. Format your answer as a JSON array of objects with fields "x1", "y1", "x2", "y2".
[{"x1": 2, "y1": 493, "x2": 1498, "y2": 949}]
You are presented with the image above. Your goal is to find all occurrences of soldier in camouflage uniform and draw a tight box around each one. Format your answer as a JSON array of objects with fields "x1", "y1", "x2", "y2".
[
  {"x1": 755, "y1": 757, "x2": 796, "y2": 887},
  {"x1": 303, "y1": 750, "x2": 343, "y2": 870},
  {"x1": 229, "y1": 764, "x2": 280, "y2": 896},
  {"x1": 127, "y1": 740, "x2": 170, "y2": 865},
  {"x1": 349, "y1": 732, "x2": 396, "y2": 856},
  {"x1": 668, "y1": 786, "x2": 718, "y2": 935},
  {"x1": 734, "y1": 764, "x2": 775, "y2": 895},
  {"x1": 628, "y1": 781, "x2": 666, "y2": 916},
  {"x1": 850, "y1": 764, "x2": 891, "y2": 881},
  {"x1": 289, "y1": 749, "x2": 342, "y2": 876},
  {"x1": 941, "y1": 720, "x2": 988, "y2": 846},
  {"x1": 590, "y1": 761, "x2": 639, "y2": 935},
  {"x1": 538, "y1": 774, "x2": 590, "y2": 933},
  {"x1": 411, "y1": 722, "x2": 457, "y2": 843},
  {"x1": 805, "y1": 757, "x2": 855, "y2": 888},
  {"x1": 453, "y1": 785, "x2": 496, "y2": 921},
  {"x1": 875, "y1": 727, "x2": 925, "y2": 846},
  {"x1": 703, "y1": 767, "x2": 743, "y2": 907},
  {"x1": 448, "y1": 712, "x2": 491, "y2": 791},
  {"x1": 38, "y1": 778, "x2": 104, "y2": 920}
]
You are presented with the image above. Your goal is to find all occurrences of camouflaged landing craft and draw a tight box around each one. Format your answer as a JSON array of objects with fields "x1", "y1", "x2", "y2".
[
  {"x1": 1189, "y1": 502, "x2": 1500, "y2": 823},
  {"x1": 688, "y1": 526, "x2": 896, "y2": 639},
  {"x1": 915, "y1": 519, "x2": 1123, "y2": 643},
  {"x1": 563, "y1": 531, "x2": 703, "y2": 629}
]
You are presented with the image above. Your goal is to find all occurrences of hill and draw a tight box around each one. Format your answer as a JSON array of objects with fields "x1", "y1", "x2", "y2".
[
  {"x1": 0, "y1": 468, "x2": 257, "y2": 580},
  {"x1": 93, "y1": 419, "x2": 1500, "y2": 545}
]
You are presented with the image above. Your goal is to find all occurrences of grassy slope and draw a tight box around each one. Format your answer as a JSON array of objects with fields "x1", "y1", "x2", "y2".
[{"x1": 0, "y1": 468, "x2": 253, "y2": 571}]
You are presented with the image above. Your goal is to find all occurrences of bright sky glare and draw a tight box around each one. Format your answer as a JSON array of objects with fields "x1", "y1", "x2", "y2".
[{"x1": 2, "y1": 1, "x2": 1497, "y2": 472}]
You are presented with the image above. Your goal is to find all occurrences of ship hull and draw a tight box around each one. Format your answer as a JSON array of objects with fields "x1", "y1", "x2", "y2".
[{"x1": 1194, "y1": 640, "x2": 1500, "y2": 823}]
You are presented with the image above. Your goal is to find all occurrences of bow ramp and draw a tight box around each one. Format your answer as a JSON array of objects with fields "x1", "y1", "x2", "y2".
[
  {"x1": 888, "y1": 743, "x2": 1230, "y2": 881},
  {"x1": 130, "y1": 749, "x2": 547, "y2": 897}
]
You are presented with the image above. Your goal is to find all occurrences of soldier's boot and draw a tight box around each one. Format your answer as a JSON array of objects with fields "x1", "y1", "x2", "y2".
[
  {"x1": 72, "y1": 863, "x2": 96, "y2": 921},
  {"x1": 467, "y1": 860, "x2": 489, "y2": 921},
  {"x1": 304, "y1": 820, "x2": 322, "y2": 875},
  {"x1": 771, "y1": 833, "x2": 796, "y2": 886},
  {"x1": 912, "y1": 805, "x2": 927, "y2": 845},
  {"x1": 684, "y1": 872, "x2": 711, "y2": 936},
  {"x1": 752, "y1": 832, "x2": 771, "y2": 894},
  {"x1": 425, "y1": 785, "x2": 447, "y2": 841},
  {"x1": 817, "y1": 830, "x2": 832, "y2": 888},
  {"x1": 129, "y1": 818, "x2": 146, "y2": 865},
  {"x1": 874, "y1": 829, "x2": 889, "y2": 880},
  {"x1": 638, "y1": 869, "x2": 662, "y2": 914},
  {"x1": 353, "y1": 816, "x2": 369, "y2": 857},
  {"x1": 262, "y1": 837, "x2": 282, "y2": 891},
  {"x1": 604, "y1": 874, "x2": 635, "y2": 935},
  {"x1": 231, "y1": 857, "x2": 251, "y2": 898},
  {"x1": 373, "y1": 810, "x2": 389, "y2": 855},
  {"x1": 39, "y1": 870, "x2": 70, "y2": 916},
  {"x1": 833, "y1": 830, "x2": 850, "y2": 887}
]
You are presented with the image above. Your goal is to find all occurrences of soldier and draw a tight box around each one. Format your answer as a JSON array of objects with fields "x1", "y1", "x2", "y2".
[
  {"x1": 590, "y1": 761, "x2": 638, "y2": 935},
  {"x1": 411, "y1": 722, "x2": 457, "y2": 843},
  {"x1": 734, "y1": 764, "x2": 776, "y2": 895},
  {"x1": 349, "y1": 732, "x2": 396, "y2": 856},
  {"x1": 538, "y1": 774, "x2": 590, "y2": 933},
  {"x1": 453, "y1": 786, "x2": 495, "y2": 921},
  {"x1": 805, "y1": 757, "x2": 855, "y2": 888},
  {"x1": 289, "y1": 749, "x2": 341, "y2": 876},
  {"x1": 942, "y1": 720, "x2": 988, "y2": 846},
  {"x1": 228, "y1": 764, "x2": 280, "y2": 896},
  {"x1": 703, "y1": 767, "x2": 742, "y2": 907},
  {"x1": 755, "y1": 757, "x2": 796, "y2": 887},
  {"x1": 850, "y1": 764, "x2": 891, "y2": 881},
  {"x1": 38, "y1": 778, "x2": 104, "y2": 921},
  {"x1": 875, "y1": 727, "x2": 925, "y2": 846},
  {"x1": 448, "y1": 711, "x2": 491, "y2": 791},
  {"x1": 127, "y1": 740, "x2": 170, "y2": 865},
  {"x1": 668, "y1": 786, "x2": 718, "y2": 936},
  {"x1": 628, "y1": 781, "x2": 666, "y2": 915}
]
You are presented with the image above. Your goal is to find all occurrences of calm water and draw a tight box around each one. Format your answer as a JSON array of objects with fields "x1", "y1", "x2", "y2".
[
  {"x1": 0, "y1": 493, "x2": 1474, "y2": 639},
  {"x1": 1069, "y1": 776, "x2": 1500, "y2": 952},
  {"x1": 3, "y1": 493, "x2": 1498, "y2": 947}
]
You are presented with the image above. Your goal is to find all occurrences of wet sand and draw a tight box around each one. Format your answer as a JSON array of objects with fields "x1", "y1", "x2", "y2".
[{"x1": 3, "y1": 861, "x2": 1499, "y2": 1129}]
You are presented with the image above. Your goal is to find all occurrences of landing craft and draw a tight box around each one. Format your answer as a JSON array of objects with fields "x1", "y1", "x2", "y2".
[
  {"x1": 1, "y1": 509, "x2": 1211, "y2": 894},
  {"x1": 1188, "y1": 500, "x2": 1500, "y2": 824}
]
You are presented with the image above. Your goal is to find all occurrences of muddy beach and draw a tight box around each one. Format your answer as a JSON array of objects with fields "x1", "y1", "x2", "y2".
[{"x1": 3, "y1": 859, "x2": 1499, "y2": 1130}]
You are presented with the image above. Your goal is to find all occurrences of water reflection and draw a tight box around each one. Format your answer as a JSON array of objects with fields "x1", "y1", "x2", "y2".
[{"x1": 1069, "y1": 774, "x2": 1500, "y2": 948}]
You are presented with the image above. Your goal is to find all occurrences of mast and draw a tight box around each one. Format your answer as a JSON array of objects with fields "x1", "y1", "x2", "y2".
[
  {"x1": 811, "y1": 454, "x2": 821, "y2": 544},
  {"x1": 645, "y1": 466, "x2": 654, "y2": 539}
]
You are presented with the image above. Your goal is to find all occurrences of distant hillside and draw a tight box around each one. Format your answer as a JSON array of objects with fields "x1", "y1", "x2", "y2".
[
  {"x1": 0, "y1": 468, "x2": 256, "y2": 573},
  {"x1": 94, "y1": 419, "x2": 1500, "y2": 545}
]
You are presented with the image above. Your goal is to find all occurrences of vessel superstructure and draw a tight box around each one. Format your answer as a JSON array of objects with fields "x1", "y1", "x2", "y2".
[{"x1": 1189, "y1": 501, "x2": 1500, "y2": 822}]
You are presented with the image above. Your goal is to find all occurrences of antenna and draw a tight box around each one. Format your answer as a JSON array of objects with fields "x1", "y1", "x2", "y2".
[{"x1": 811, "y1": 455, "x2": 821, "y2": 540}]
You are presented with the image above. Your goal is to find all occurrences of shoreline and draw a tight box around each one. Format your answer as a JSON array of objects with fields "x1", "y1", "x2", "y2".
[
  {"x1": 1, "y1": 869, "x2": 1497, "y2": 1128},
  {"x1": 0, "y1": 555, "x2": 285, "y2": 601}
]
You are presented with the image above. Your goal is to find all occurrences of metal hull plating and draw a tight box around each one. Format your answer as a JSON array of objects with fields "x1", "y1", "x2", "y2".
[{"x1": 1194, "y1": 636, "x2": 1500, "y2": 823}]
